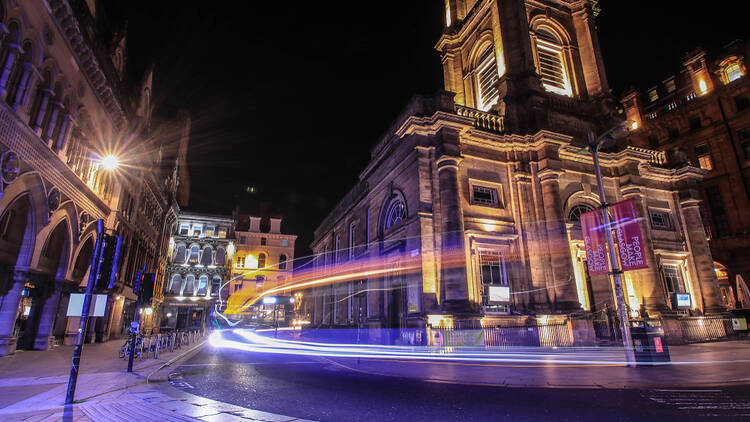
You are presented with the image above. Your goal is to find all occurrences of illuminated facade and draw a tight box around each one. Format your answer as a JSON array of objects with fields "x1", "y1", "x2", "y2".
[
  {"x1": 306, "y1": 0, "x2": 725, "y2": 336},
  {"x1": 621, "y1": 41, "x2": 750, "y2": 310},
  {"x1": 0, "y1": 0, "x2": 186, "y2": 355},
  {"x1": 159, "y1": 212, "x2": 234, "y2": 330},
  {"x1": 227, "y1": 215, "x2": 296, "y2": 317}
]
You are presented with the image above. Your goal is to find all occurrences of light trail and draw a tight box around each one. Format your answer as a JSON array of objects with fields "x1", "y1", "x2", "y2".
[{"x1": 207, "y1": 328, "x2": 750, "y2": 367}]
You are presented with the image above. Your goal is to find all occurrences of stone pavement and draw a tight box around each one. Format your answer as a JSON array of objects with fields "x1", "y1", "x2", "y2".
[{"x1": 0, "y1": 336, "x2": 314, "y2": 421}]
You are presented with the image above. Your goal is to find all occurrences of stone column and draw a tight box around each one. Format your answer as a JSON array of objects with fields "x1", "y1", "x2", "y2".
[
  {"x1": 55, "y1": 114, "x2": 74, "y2": 157},
  {"x1": 680, "y1": 198, "x2": 725, "y2": 314},
  {"x1": 538, "y1": 170, "x2": 580, "y2": 312},
  {"x1": 44, "y1": 102, "x2": 61, "y2": 147},
  {"x1": 515, "y1": 173, "x2": 548, "y2": 310},
  {"x1": 32, "y1": 278, "x2": 63, "y2": 350},
  {"x1": 30, "y1": 88, "x2": 52, "y2": 135},
  {"x1": 0, "y1": 43, "x2": 19, "y2": 100},
  {"x1": 0, "y1": 270, "x2": 27, "y2": 356},
  {"x1": 436, "y1": 156, "x2": 472, "y2": 313}
]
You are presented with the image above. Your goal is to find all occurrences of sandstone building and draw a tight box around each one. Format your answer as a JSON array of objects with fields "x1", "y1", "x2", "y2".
[
  {"x1": 621, "y1": 40, "x2": 750, "y2": 309},
  {"x1": 305, "y1": 0, "x2": 725, "y2": 338}
]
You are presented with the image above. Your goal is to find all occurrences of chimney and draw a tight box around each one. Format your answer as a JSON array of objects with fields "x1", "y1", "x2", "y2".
[
  {"x1": 269, "y1": 218, "x2": 282, "y2": 234},
  {"x1": 249, "y1": 216, "x2": 261, "y2": 232}
]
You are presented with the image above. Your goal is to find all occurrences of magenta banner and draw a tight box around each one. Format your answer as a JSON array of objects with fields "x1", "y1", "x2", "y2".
[
  {"x1": 611, "y1": 198, "x2": 648, "y2": 271},
  {"x1": 580, "y1": 209, "x2": 610, "y2": 276}
]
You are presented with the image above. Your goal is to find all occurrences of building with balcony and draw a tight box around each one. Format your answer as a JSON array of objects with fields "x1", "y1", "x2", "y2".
[
  {"x1": 621, "y1": 40, "x2": 750, "y2": 310},
  {"x1": 159, "y1": 212, "x2": 234, "y2": 331},
  {"x1": 0, "y1": 0, "x2": 185, "y2": 355},
  {"x1": 304, "y1": 0, "x2": 725, "y2": 341},
  {"x1": 226, "y1": 215, "x2": 296, "y2": 321}
]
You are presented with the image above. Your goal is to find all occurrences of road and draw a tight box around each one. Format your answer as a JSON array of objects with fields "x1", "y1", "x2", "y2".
[{"x1": 168, "y1": 345, "x2": 750, "y2": 421}]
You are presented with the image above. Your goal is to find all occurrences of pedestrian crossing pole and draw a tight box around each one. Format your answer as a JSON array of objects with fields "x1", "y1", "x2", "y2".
[{"x1": 65, "y1": 220, "x2": 105, "y2": 405}]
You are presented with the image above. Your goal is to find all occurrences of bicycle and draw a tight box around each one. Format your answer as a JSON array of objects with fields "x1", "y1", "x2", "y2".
[{"x1": 118, "y1": 336, "x2": 143, "y2": 359}]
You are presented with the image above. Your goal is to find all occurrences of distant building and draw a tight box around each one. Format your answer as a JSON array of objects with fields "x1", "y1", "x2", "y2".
[
  {"x1": 159, "y1": 212, "x2": 234, "y2": 331},
  {"x1": 621, "y1": 40, "x2": 750, "y2": 309},
  {"x1": 227, "y1": 215, "x2": 296, "y2": 320},
  {"x1": 305, "y1": 0, "x2": 725, "y2": 341}
]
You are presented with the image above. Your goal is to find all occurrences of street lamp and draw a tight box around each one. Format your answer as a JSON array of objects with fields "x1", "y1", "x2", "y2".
[
  {"x1": 100, "y1": 154, "x2": 120, "y2": 171},
  {"x1": 587, "y1": 121, "x2": 637, "y2": 367}
]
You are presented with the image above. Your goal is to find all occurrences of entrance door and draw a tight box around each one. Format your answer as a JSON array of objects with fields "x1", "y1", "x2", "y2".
[{"x1": 16, "y1": 283, "x2": 41, "y2": 350}]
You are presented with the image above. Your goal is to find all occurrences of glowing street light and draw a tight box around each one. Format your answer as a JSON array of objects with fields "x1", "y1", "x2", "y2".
[{"x1": 101, "y1": 155, "x2": 119, "y2": 171}]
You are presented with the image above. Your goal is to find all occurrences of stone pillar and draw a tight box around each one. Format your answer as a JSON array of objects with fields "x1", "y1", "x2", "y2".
[
  {"x1": 515, "y1": 173, "x2": 548, "y2": 310},
  {"x1": 32, "y1": 278, "x2": 63, "y2": 350},
  {"x1": 55, "y1": 114, "x2": 74, "y2": 157},
  {"x1": 30, "y1": 88, "x2": 52, "y2": 135},
  {"x1": 680, "y1": 198, "x2": 725, "y2": 314},
  {"x1": 626, "y1": 192, "x2": 668, "y2": 315},
  {"x1": 0, "y1": 270, "x2": 27, "y2": 356},
  {"x1": 0, "y1": 43, "x2": 19, "y2": 100},
  {"x1": 538, "y1": 170, "x2": 580, "y2": 312}
]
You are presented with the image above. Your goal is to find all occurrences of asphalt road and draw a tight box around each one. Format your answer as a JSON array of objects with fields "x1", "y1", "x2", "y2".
[{"x1": 168, "y1": 346, "x2": 750, "y2": 422}]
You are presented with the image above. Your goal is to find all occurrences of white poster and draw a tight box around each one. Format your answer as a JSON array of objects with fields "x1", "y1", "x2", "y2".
[
  {"x1": 66, "y1": 294, "x2": 108, "y2": 317},
  {"x1": 488, "y1": 285, "x2": 510, "y2": 303}
]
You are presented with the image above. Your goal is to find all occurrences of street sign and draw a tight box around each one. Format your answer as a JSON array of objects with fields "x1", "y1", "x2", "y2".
[
  {"x1": 66, "y1": 293, "x2": 108, "y2": 317},
  {"x1": 610, "y1": 199, "x2": 648, "y2": 272}
]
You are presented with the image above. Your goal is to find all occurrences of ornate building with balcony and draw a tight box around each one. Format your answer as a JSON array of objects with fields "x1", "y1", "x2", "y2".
[
  {"x1": 0, "y1": 0, "x2": 187, "y2": 355},
  {"x1": 160, "y1": 212, "x2": 234, "y2": 330},
  {"x1": 621, "y1": 40, "x2": 750, "y2": 310},
  {"x1": 305, "y1": 0, "x2": 725, "y2": 341},
  {"x1": 226, "y1": 214, "x2": 296, "y2": 319}
]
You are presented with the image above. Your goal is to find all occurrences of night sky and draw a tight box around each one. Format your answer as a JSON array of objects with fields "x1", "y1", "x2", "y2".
[{"x1": 115, "y1": 1, "x2": 749, "y2": 261}]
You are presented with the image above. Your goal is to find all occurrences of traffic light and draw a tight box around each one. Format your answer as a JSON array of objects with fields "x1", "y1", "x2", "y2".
[{"x1": 95, "y1": 234, "x2": 122, "y2": 291}]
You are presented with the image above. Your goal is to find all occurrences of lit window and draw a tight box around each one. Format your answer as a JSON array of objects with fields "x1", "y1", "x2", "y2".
[
  {"x1": 205, "y1": 226, "x2": 215, "y2": 237},
  {"x1": 648, "y1": 89, "x2": 659, "y2": 102},
  {"x1": 475, "y1": 47, "x2": 500, "y2": 110},
  {"x1": 695, "y1": 144, "x2": 712, "y2": 170},
  {"x1": 686, "y1": 92, "x2": 696, "y2": 101},
  {"x1": 188, "y1": 245, "x2": 200, "y2": 264},
  {"x1": 665, "y1": 79, "x2": 676, "y2": 93},
  {"x1": 724, "y1": 63, "x2": 744, "y2": 83},
  {"x1": 649, "y1": 210, "x2": 673, "y2": 231},
  {"x1": 648, "y1": 112, "x2": 658, "y2": 120},
  {"x1": 197, "y1": 275, "x2": 208, "y2": 296},
  {"x1": 258, "y1": 253, "x2": 266, "y2": 269},
  {"x1": 534, "y1": 28, "x2": 572, "y2": 97},
  {"x1": 384, "y1": 200, "x2": 407, "y2": 230},
  {"x1": 662, "y1": 264, "x2": 687, "y2": 294},
  {"x1": 179, "y1": 224, "x2": 189, "y2": 236},
  {"x1": 235, "y1": 254, "x2": 245, "y2": 268},
  {"x1": 218, "y1": 228, "x2": 227, "y2": 238},
  {"x1": 471, "y1": 185, "x2": 500, "y2": 207},
  {"x1": 281, "y1": 239, "x2": 288, "y2": 247},
  {"x1": 479, "y1": 249, "x2": 509, "y2": 312},
  {"x1": 183, "y1": 275, "x2": 195, "y2": 295},
  {"x1": 173, "y1": 245, "x2": 186, "y2": 264},
  {"x1": 666, "y1": 102, "x2": 676, "y2": 111},
  {"x1": 192, "y1": 225, "x2": 202, "y2": 237}
]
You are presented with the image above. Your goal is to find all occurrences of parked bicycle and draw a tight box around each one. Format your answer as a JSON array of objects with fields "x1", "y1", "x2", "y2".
[{"x1": 118, "y1": 336, "x2": 143, "y2": 359}]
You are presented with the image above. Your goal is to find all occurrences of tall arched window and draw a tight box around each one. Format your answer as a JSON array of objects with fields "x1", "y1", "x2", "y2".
[
  {"x1": 384, "y1": 199, "x2": 407, "y2": 230},
  {"x1": 215, "y1": 247, "x2": 226, "y2": 265},
  {"x1": 183, "y1": 274, "x2": 195, "y2": 295},
  {"x1": 6, "y1": 40, "x2": 32, "y2": 108},
  {"x1": 532, "y1": 25, "x2": 573, "y2": 97},
  {"x1": 173, "y1": 244, "x2": 186, "y2": 264},
  {"x1": 168, "y1": 274, "x2": 182, "y2": 295},
  {"x1": 197, "y1": 275, "x2": 208, "y2": 296},
  {"x1": 258, "y1": 253, "x2": 266, "y2": 269},
  {"x1": 200, "y1": 246, "x2": 213, "y2": 266},
  {"x1": 188, "y1": 245, "x2": 200, "y2": 264},
  {"x1": 211, "y1": 276, "x2": 222, "y2": 297},
  {"x1": 279, "y1": 254, "x2": 287, "y2": 270},
  {"x1": 475, "y1": 46, "x2": 500, "y2": 111}
]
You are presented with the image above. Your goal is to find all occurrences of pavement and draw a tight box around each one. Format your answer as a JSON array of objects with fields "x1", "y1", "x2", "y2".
[{"x1": 0, "y1": 334, "x2": 314, "y2": 422}]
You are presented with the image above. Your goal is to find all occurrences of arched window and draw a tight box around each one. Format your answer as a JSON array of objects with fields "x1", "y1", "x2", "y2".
[
  {"x1": 188, "y1": 245, "x2": 200, "y2": 264},
  {"x1": 6, "y1": 40, "x2": 32, "y2": 107},
  {"x1": 197, "y1": 275, "x2": 208, "y2": 296},
  {"x1": 215, "y1": 247, "x2": 226, "y2": 266},
  {"x1": 183, "y1": 274, "x2": 195, "y2": 295},
  {"x1": 258, "y1": 253, "x2": 266, "y2": 269},
  {"x1": 475, "y1": 46, "x2": 500, "y2": 111},
  {"x1": 720, "y1": 59, "x2": 745, "y2": 85},
  {"x1": 279, "y1": 254, "x2": 287, "y2": 270},
  {"x1": 211, "y1": 276, "x2": 222, "y2": 297},
  {"x1": 533, "y1": 25, "x2": 573, "y2": 97},
  {"x1": 173, "y1": 244, "x2": 186, "y2": 264},
  {"x1": 568, "y1": 204, "x2": 596, "y2": 223},
  {"x1": 1, "y1": 22, "x2": 21, "y2": 105},
  {"x1": 200, "y1": 246, "x2": 213, "y2": 266},
  {"x1": 169, "y1": 274, "x2": 182, "y2": 295},
  {"x1": 384, "y1": 199, "x2": 407, "y2": 230}
]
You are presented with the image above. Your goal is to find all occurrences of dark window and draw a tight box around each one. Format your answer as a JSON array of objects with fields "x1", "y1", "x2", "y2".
[
  {"x1": 648, "y1": 134, "x2": 659, "y2": 148},
  {"x1": 689, "y1": 116, "x2": 701, "y2": 130},
  {"x1": 200, "y1": 246, "x2": 213, "y2": 266},
  {"x1": 211, "y1": 276, "x2": 221, "y2": 296},
  {"x1": 568, "y1": 204, "x2": 596, "y2": 223},
  {"x1": 258, "y1": 253, "x2": 266, "y2": 268},
  {"x1": 471, "y1": 185, "x2": 500, "y2": 207},
  {"x1": 662, "y1": 265, "x2": 686, "y2": 294},
  {"x1": 743, "y1": 141, "x2": 750, "y2": 160},
  {"x1": 705, "y1": 186, "x2": 729, "y2": 237},
  {"x1": 735, "y1": 95, "x2": 750, "y2": 111},
  {"x1": 260, "y1": 237, "x2": 267, "y2": 245},
  {"x1": 649, "y1": 210, "x2": 673, "y2": 231},
  {"x1": 279, "y1": 254, "x2": 287, "y2": 270},
  {"x1": 668, "y1": 127, "x2": 680, "y2": 139}
]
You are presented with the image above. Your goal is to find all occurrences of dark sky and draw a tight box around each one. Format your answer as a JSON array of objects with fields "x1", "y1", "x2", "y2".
[{"x1": 117, "y1": 1, "x2": 748, "y2": 262}]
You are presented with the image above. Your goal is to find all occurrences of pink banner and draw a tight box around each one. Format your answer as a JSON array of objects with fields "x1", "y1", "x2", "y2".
[
  {"x1": 581, "y1": 209, "x2": 610, "y2": 276},
  {"x1": 611, "y1": 198, "x2": 648, "y2": 271}
]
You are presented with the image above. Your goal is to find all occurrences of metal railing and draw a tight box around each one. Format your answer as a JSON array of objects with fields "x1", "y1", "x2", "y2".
[
  {"x1": 119, "y1": 329, "x2": 204, "y2": 360},
  {"x1": 673, "y1": 317, "x2": 737, "y2": 344},
  {"x1": 435, "y1": 321, "x2": 573, "y2": 348}
]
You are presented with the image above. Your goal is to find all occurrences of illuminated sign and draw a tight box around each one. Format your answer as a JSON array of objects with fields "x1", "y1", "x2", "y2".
[
  {"x1": 488, "y1": 285, "x2": 510, "y2": 303},
  {"x1": 675, "y1": 293, "x2": 691, "y2": 308},
  {"x1": 66, "y1": 294, "x2": 108, "y2": 317},
  {"x1": 262, "y1": 296, "x2": 277, "y2": 305}
]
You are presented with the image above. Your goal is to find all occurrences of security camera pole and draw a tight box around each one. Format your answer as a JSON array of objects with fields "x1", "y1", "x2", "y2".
[{"x1": 588, "y1": 124, "x2": 636, "y2": 367}]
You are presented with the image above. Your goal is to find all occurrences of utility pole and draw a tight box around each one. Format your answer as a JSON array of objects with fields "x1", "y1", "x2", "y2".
[
  {"x1": 127, "y1": 264, "x2": 146, "y2": 373},
  {"x1": 588, "y1": 129, "x2": 637, "y2": 367},
  {"x1": 65, "y1": 220, "x2": 105, "y2": 405}
]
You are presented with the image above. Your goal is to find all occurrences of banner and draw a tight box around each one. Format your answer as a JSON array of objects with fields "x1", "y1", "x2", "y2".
[
  {"x1": 581, "y1": 208, "x2": 610, "y2": 276},
  {"x1": 611, "y1": 198, "x2": 648, "y2": 271}
]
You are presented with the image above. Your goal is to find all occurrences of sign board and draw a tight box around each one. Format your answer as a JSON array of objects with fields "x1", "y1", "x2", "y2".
[
  {"x1": 674, "y1": 293, "x2": 691, "y2": 308},
  {"x1": 610, "y1": 199, "x2": 648, "y2": 272},
  {"x1": 66, "y1": 294, "x2": 108, "y2": 317},
  {"x1": 732, "y1": 317, "x2": 748, "y2": 331},
  {"x1": 580, "y1": 209, "x2": 610, "y2": 275},
  {"x1": 488, "y1": 285, "x2": 510, "y2": 303}
]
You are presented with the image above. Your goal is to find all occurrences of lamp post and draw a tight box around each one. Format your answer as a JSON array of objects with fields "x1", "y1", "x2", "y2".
[{"x1": 587, "y1": 123, "x2": 636, "y2": 367}]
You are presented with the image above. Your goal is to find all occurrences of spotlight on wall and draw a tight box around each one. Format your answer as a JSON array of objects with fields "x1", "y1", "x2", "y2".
[{"x1": 101, "y1": 155, "x2": 120, "y2": 171}]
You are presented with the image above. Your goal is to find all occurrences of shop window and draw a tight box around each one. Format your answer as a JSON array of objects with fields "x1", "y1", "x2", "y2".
[
  {"x1": 695, "y1": 144, "x2": 713, "y2": 170},
  {"x1": 649, "y1": 209, "x2": 673, "y2": 231},
  {"x1": 471, "y1": 184, "x2": 501, "y2": 207}
]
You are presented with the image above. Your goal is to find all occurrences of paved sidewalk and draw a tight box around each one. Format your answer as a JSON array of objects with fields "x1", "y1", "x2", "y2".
[{"x1": 0, "y1": 337, "x2": 313, "y2": 421}]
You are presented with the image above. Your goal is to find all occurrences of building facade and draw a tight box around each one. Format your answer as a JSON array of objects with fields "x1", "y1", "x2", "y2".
[
  {"x1": 621, "y1": 41, "x2": 750, "y2": 309},
  {"x1": 159, "y1": 212, "x2": 234, "y2": 331},
  {"x1": 305, "y1": 0, "x2": 725, "y2": 336},
  {"x1": 226, "y1": 215, "x2": 296, "y2": 320},
  {"x1": 0, "y1": 0, "x2": 183, "y2": 355}
]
